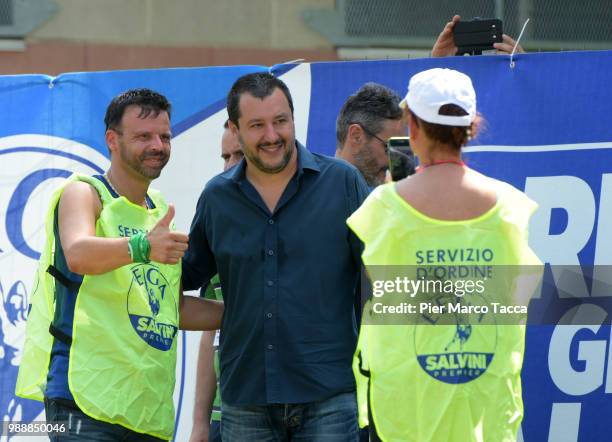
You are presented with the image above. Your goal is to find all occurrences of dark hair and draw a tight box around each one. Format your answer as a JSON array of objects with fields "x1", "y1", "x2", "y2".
[
  {"x1": 104, "y1": 88, "x2": 171, "y2": 132},
  {"x1": 410, "y1": 104, "x2": 481, "y2": 150},
  {"x1": 226, "y1": 72, "x2": 294, "y2": 127},
  {"x1": 223, "y1": 119, "x2": 229, "y2": 129},
  {"x1": 336, "y1": 83, "x2": 403, "y2": 149}
]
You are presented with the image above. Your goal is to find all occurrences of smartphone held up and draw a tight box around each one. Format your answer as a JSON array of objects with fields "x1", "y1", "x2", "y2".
[
  {"x1": 453, "y1": 18, "x2": 503, "y2": 55},
  {"x1": 387, "y1": 137, "x2": 416, "y2": 181}
]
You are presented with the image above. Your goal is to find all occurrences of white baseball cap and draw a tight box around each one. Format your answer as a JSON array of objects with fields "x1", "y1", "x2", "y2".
[{"x1": 401, "y1": 68, "x2": 476, "y2": 127}]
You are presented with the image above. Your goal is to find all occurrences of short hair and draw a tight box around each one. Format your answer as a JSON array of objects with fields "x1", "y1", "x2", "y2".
[
  {"x1": 104, "y1": 88, "x2": 171, "y2": 132},
  {"x1": 227, "y1": 72, "x2": 294, "y2": 127},
  {"x1": 223, "y1": 119, "x2": 229, "y2": 129},
  {"x1": 409, "y1": 105, "x2": 482, "y2": 150},
  {"x1": 336, "y1": 83, "x2": 403, "y2": 149}
]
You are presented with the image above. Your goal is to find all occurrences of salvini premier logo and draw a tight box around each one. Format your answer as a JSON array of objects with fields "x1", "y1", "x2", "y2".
[
  {"x1": 411, "y1": 246, "x2": 499, "y2": 384},
  {"x1": 414, "y1": 297, "x2": 498, "y2": 384},
  {"x1": 127, "y1": 263, "x2": 178, "y2": 351}
]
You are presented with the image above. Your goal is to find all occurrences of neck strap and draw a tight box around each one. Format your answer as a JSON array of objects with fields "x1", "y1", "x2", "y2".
[{"x1": 417, "y1": 160, "x2": 465, "y2": 173}]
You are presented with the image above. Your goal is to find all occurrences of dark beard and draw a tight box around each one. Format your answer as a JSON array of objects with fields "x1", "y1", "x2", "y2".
[
  {"x1": 243, "y1": 138, "x2": 295, "y2": 174},
  {"x1": 353, "y1": 146, "x2": 384, "y2": 187},
  {"x1": 119, "y1": 141, "x2": 169, "y2": 179}
]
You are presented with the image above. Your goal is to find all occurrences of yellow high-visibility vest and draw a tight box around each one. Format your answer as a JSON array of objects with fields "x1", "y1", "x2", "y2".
[
  {"x1": 16, "y1": 173, "x2": 181, "y2": 440},
  {"x1": 347, "y1": 180, "x2": 542, "y2": 442}
]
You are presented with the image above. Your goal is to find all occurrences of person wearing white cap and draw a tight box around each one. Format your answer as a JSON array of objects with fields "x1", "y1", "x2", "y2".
[{"x1": 346, "y1": 68, "x2": 542, "y2": 441}]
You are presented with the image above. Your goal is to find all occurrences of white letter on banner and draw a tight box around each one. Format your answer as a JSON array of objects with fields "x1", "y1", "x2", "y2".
[
  {"x1": 548, "y1": 403, "x2": 581, "y2": 442},
  {"x1": 606, "y1": 322, "x2": 612, "y2": 393},
  {"x1": 592, "y1": 174, "x2": 612, "y2": 296},
  {"x1": 548, "y1": 304, "x2": 607, "y2": 395},
  {"x1": 525, "y1": 176, "x2": 594, "y2": 298}
]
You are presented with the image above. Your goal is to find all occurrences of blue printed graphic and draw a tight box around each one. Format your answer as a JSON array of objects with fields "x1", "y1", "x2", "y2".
[
  {"x1": 414, "y1": 295, "x2": 498, "y2": 384},
  {"x1": 0, "y1": 280, "x2": 43, "y2": 439},
  {"x1": 417, "y1": 352, "x2": 495, "y2": 384},
  {"x1": 127, "y1": 264, "x2": 178, "y2": 351}
]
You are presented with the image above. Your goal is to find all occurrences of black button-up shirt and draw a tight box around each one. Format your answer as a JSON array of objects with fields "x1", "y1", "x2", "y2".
[{"x1": 182, "y1": 143, "x2": 368, "y2": 405}]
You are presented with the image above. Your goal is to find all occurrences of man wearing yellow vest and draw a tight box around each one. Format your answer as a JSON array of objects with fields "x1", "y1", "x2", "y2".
[{"x1": 16, "y1": 88, "x2": 223, "y2": 441}]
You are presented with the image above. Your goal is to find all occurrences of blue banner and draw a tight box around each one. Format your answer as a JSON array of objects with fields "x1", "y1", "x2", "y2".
[{"x1": 1, "y1": 51, "x2": 611, "y2": 441}]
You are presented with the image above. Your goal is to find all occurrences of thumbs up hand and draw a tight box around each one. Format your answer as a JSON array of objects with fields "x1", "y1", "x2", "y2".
[
  {"x1": 147, "y1": 204, "x2": 189, "y2": 264},
  {"x1": 156, "y1": 203, "x2": 176, "y2": 229}
]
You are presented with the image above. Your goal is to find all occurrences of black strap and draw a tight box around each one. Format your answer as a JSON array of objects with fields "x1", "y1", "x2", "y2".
[
  {"x1": 45, "y1": 397, "x2": 80, "y2": 411},
  {"x1": 46, "y1": 265, "x2": 77, "y2": 346},
  {"x1": 47, "y1": 265, "x2": 81, "y2": 292},
  {"x1": 49, "y1": 323, "x2": 72, "y2": 346},
  {"x1": 357, "y1": 351, "x2": 370, "y2": 377},
  {"x1": 357, "y1": 351, "x2": 382, "y2": 441}
]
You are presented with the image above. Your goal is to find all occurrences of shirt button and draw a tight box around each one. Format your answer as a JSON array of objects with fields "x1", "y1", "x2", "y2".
[
  {"x1": 267, "y1": 344, "x2": 274, "y2": 350},
  {"x1": 267, "y1": 280, "x2": 274, "y2": 286},
  {"x1": 267, "y1": 249, "x2": 274, "y2": 256},
  {"x1": 266, "y1": 312, "x2": 273, "y2": 319},
  {"x1": 268, "y1": 219, "x2": 274, "y2": 225}
]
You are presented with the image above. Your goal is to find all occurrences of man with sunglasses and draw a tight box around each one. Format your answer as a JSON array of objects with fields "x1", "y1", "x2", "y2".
[{"x1": 335, "y1": 83, "x2": 406, "y2": 188}]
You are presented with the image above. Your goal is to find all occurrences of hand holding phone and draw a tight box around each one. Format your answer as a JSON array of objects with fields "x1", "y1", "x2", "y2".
[
  {"x1": 453, "y1": 18, "x2": 503, "y2": 55},
  {"x1": 387, "y1": 137, "x2": 416, "y2": 181}
]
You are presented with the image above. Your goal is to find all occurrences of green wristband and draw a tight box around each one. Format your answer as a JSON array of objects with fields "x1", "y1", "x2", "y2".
[
  {"x1": 128, "y1": 232, "x2": 150, "y2": 263},
  {"x1": 128, "y1": 237, "x2": 136, "y2": 262},
  {"x1": 139, "y1": 232, "x2": 151, "y2": 263}
]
